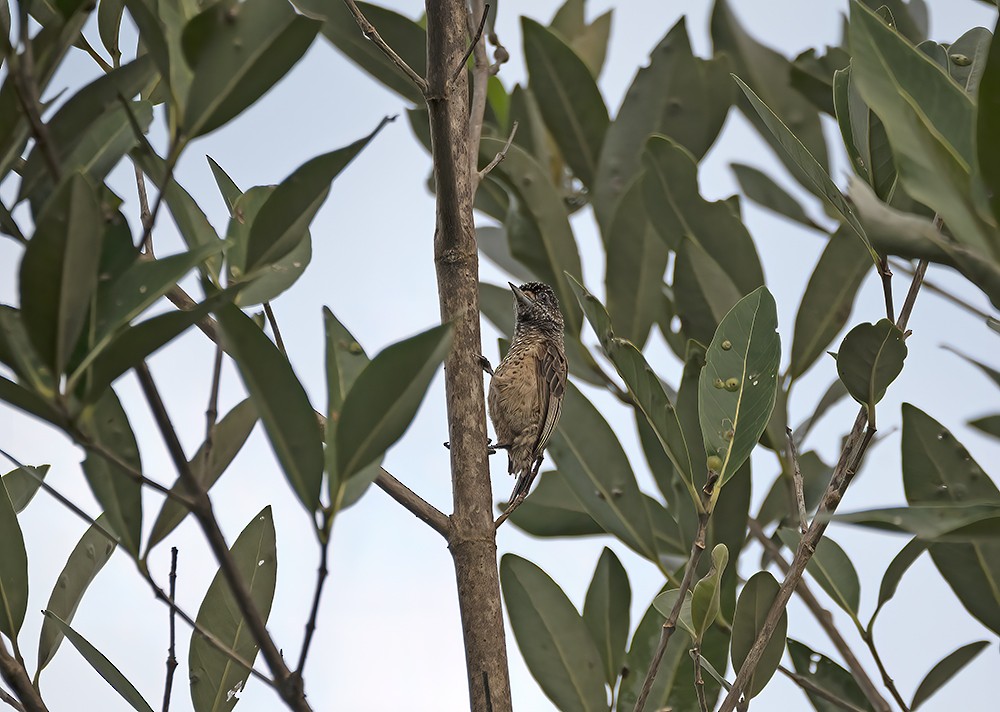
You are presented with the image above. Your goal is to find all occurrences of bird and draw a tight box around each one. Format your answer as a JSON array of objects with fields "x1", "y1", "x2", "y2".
[{"x1": 488, "y1": 281, "x2": 567, "y2": 509}]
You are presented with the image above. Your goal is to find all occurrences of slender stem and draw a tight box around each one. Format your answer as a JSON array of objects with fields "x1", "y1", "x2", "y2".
[
  {"x1": 452, "y1": 2, "x2": 489, "y2": 87},
  {"x1": 747, "y1": 518, "x2": 891, "y2": 712},
  {"x1": 134, "y1": 363, "x2": 311, "y2": 710},
  {"x1": 375, "y1": 468, "x2": 451, "y2": 537},
  {"x1": 860, "y1": 628, "x2": 910, "y2": 712},
  {"x1": 889, "y1": 258, "x2": 992, "y2": 322},
  {"x1": 0, "y1": 687, "x2": 25, "y2": 712},
  {"x1": 879, "y1": 255, "x2": 894, "y2": 323},
  {"x1": 777, "y1": 665, "x2": 869, "y2": 712},
  {"x1": 478, "y1": 121, "x2": 518, "y2": 181},
  {"x1": 693, "y1": 642, "x2": 710, "y2": 712},
  {"x1": 296, "y1": 510, "x2": 332, "y2": 675},
  {"x1": 0, "y1": 638, "x2": 45, "y2": 712},
  {"x1": 785, "y1": 427, "x2": 808, "y2": 534},
  {"x1": 634, "y1": 511, "x2": 709, "y2": 712},
  {"x1": 466, "y1": 0, "x2": 490, "y2": 186},
  {"x1": 263, "y1": 303, "x2": 287, "y2": 356},
  {"x1": 341, "y1": 0, "x2": 428, "y2": 93},
  {"x1": 160, "y1": 548, "x2": 179, "y2": 712},
  {"x1": 10, "y1": 6, "x2": 60, "y2": 181},
  {"x1": 134, "y1": 165, "x2": 154, "y2": 257}
]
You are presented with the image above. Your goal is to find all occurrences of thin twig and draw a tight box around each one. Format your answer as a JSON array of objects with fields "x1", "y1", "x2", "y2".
[
  {"x1": 634, "y1": 511, "x2": 709, "y2": 712},
  {"x1": 73, "y1": 435, "x2": 196, "y2": 507},
  {"x1": 135, "y1": 164, "x2": 154, "y2": 257},
  {"x1": 747, "y1": 518, "x2": 891, "y2": 712},
  {"x1": 375, "y1": 468, "x2": 451, "y2": 537},
  {"x1": 778, "y1": 665, "x2": 868, "y2": 712},
  {"x1": 861, "y1": 630, "x2": 910, "y2": 712},
  {"x1": 451, "y1": 3, "x2": 489, "y2": 87},
  {"x1": 693, "y1": 643, "x2": 710, "y2": 712},
  {"x1": 467, "y1": 0, "x2": 491, "y2": 187},
  {"x1": 263, "y1": 302, "x2": 287, "y2": 356},
  {"x1": 478, "y1": 121, "x2": 518, "y2": 180},
  {"x1": 889, "y1": 258, "x2": 992, "y2": 322},
  {"x1": 341, "y1": 0, "x2": 427, "y2": 93},
  {"x1": 161, "y1": 547, "x2": 179, "y2": 712},
  {"x1": 0, "y1": 638, "x2": 45, "y2": 712},
  {"x1": 718, "y1": 232, "x2": 934, "y2": 712},
  {"x1": 134, "y1": 363, "x2": 311, "y2": 710},
  {"x1": 879, "y1": 256, "x2": 894, "y2": 323},
  {"x1": 785, "y1": 427, "x2": 808, "y2": 534},
  {"x1": 0, "y1": 686, "x2": 25, "y2": 712},
  {"x1": 296, "y1": 509, "x2": 332, "y2": 675},
  {"x1": 10, "y1": 5, "x2": 60, "y2": 181}
]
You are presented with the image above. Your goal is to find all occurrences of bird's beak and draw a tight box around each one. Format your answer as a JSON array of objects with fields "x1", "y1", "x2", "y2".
[{"x1": 509, "y1": 282, "x2": 533, "y2": 307}]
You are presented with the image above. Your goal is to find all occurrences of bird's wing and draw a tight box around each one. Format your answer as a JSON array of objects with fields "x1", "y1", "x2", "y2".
[{"x1": 533, "y1": 342, "x2": 567, "y2": 456}]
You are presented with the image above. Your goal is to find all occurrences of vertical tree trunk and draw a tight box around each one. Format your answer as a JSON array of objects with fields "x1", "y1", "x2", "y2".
[{"x1": 424, "y1": 3, "x2": 513, "y2": 711}]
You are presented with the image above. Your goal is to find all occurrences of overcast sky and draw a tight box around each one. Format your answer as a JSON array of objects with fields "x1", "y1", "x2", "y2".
[{"x1": 1, "y1": 1, "x2": 998, "y2": 711}]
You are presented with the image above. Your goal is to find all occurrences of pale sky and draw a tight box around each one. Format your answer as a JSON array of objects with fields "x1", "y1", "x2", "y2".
[{"x1": 1, "y1": 1, "x2": 998, "y2": 711}]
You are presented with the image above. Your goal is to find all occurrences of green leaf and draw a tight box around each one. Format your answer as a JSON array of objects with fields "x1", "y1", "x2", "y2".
[
  {"x1": 522, "y1": 18, "x2": 608, "y2": 189},
  {"x1": 551, "y1": 5, "x2": 612, "y2": 79},
  {"x1": 504, "y1": 471, "x2": 603, "y2": 536},
  {"x1": 1, "y1": 465, "x2": 49, "y2": 513},
  {"x1": 593, "y1": 18, "x2": 732, "y2": 230},
  {"x1": 323, "y1": 308, "x2": 380, "y2": 511},
  {"x1": 500, "y1": 554, "x2": 607, "y2": 712},
  {"x1": 875, "y1": 537, "x2": 926, "y2": 617},
  {"x1": 790, "y1": 228, "x2": 872, "y2": 380},
  {"x1": 849, "y1": 1, "x2": 997, "y2": 259},
  {"x1": 836, "y1": 319, "x2": 907, "y2": 421},
  {"x1": 97, "y1": 0, "x2": 125, "y2": 64},
  {"x1": 480, "y1": 138, "x2": 584, "y2": 334},
  {"x1": 0, "y1": 376, "x2": 68, "y2": 428},
  {"x1": 78, "y1": 390, "x2": 142, "y2": 557},
  {"x1": 911, "y1": 641, "x2": 990, "y2": 710},
  {"x1": 673, "y1": 238, "x2": 744, "y2": 347},
  {"x1": 790, "y1": 46, "x2": 851, "y2": 115},
  {"x1": 582, "y1": 548, "x2": 631, "y2": 686},
  {"x1": 731, "y1": 571, "x2": 787, "y2": 699},
  {"x1": 207, "y1": 156, "x2": 242, "y2": 216},
  {"x1": 618, "y1": 589, "x2": 692, "y2": 710},
  {"x1": 183, "y1": 0, "x2": 320, "y2": 137},
  {"x1": 653, "y1": 588, "x2": 695, "y2": 638},
  {"x1": 691, "y1": 544, "x2": 729, "y2": 640},
  {"x1": 946, "y1": 28, "x2": 992, "y2": 95},
  {"x1": 37, "y1": 516, "x2": 117, "y2": 674},
  {"x1": 0, "y1": 474, "x2": 28, "y2": 639},
  {"x1": 147, "y1": 399, "x2": 258, "y2": 552},
  {"x1": 902, "y1": 404, "x2": 1000, "y2": 635},
  {"x1": 246, "y1": 119, "x2": 387, "y2": 273},
  {"x1": 787, "y1": 638, "x2": 872, "y2": 712},
  {"x1": 19, "y1": 173, "x2": 102, "y2": 375},
  {"x1": 971, "y1": 414, "x2": 1000, "y2": 439},
  {"x1": 778, "y1": 529, "x2": 860, "y2": 616},
  {"x1": 336, "y1": 324, "x2": 451, "y2": 482},
  {"x1": 189, "y1": 507, "x2": 276, "y2": 712},
  {"x1": 699, "y1": 287, "x2": 781, "y2": 488},
  {"x1": 41, "y1": 611, "x2": 153, "y2": 712},
  {"x1": 216, "y1": 305, "x2": 324, "y2": 512},
  {"x1": 977, "y1": 17, "x2": 1000, "y2": 225},
  {"x1": 837, "y1": 503, "x2": 1000, "y2": 541},
  {"x1": 548, "y1": 382, "x2": 659, "y2": 560},
  {"x1": 733, "y1": 75, "x2": 880, "y2": 266},
  {"x1": 731, "y1": 163, "x2": 821, "y2": 230},
  {"x1": 123, "y1": 0, "x2": 170, "y2": 89}
]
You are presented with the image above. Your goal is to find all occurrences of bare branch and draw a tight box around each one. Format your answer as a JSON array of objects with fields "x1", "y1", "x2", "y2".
[
  {"x1": 135, "y1": 165, "x2": 154, "y2": 257},
  {"x1": 451, "y1": 3, "x2": 489, "y2": 87},
  {"x1": 296, "y1": 510, "x2": 332, "y2": 675},
  {"x1": 478, "y1": 121, "x2": 518, "y2": 181},
  {"x1": 693, "y1": 642, "x2": 710, "y2": 712},
  {"x1": 879, "y1": 256, "x2": 894, "y2": 323},
  {"x1": 10, "y1": 6, "x2": 60, "y2": 182},
  {"x1": 889, "y1": 258, "x2": 992, "y2": 322},
  {"x1": 0, "y1": 686, "x2": 25, "y2": 712},
  {"x1": 785, "y1": 427, "x2": 808, "y2": 534},
  {"x1": 0, "y1": 638, "x2": 46, "y2": 712},
  {"x1": 375, "y1": 468, "x2": 451, "y2": 537},
  {"x1": 160, "y1": 547, "x2": 179, "y2": 712},
  {"x1": 467, "y1": 0, "x2": 491, "y2": 187},
  {"x1": 263, "y1": 302, "x2": 287, "y2": 356},
  {"x1": 341, "y1": 0, "x2": 428, "y2": 94}
]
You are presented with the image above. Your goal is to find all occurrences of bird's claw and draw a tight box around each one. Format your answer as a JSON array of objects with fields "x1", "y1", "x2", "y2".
[{"x1": 479, "y1": 354, "x2": 495, "y2": 376}]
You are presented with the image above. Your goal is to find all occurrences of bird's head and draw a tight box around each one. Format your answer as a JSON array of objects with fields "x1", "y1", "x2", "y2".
[{"x1": 509, "y1": 281, "x2": 564, "y2": 336}]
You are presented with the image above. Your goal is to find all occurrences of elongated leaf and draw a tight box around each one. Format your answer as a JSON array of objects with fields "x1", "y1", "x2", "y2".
[
  {"x1": 787, "y1": 638, "x2": 871, "y2": 712},
  {"x1": 505, "y1": 471, "x2": 603, "y2": 536},
  {"x1": 147, "y1": 399, "x2": 258, "y2": 552},
  {"x1": 190, "y1": 507, "x2": 276, "y2": 712},
  {"x1": 731, "y1": 571, "x2": 787, "y2": 698},
  {"x1": 791, "y1": 228, "x2": 872, "y2": 380},
  {"x1": 0, "y1": 475, "x2": 28, "y2": 639},
  {"x1": 336, "y1": 324, "x2": 451, "y2": 482},
  {"x1": 734, "y1": 75, "x2": 880, "y2": 265},
  {"x1": 836, "y1": 319, "x2": 907, "y2": 420},
  {"x1": 184, "y1": 0, "x2": 320, "y2": 137},
  {"x1": 778, "y1": 529, "x2": 860, "y2": 616},
  {"x1": 691, "y1": 544, "x2": 729, "y2": 639},
  {"x1": 216, "y1": 305, "x2": 323, "y2": 511},
  {"x1": 247, "y1": 119, "x2": 387, "y2": 272},
  {"x1": 903, "y1": 404, "x2": 1000, "y2": 634},
  {"x1": 593, "y1": 18, "x2": 731, "y2": 229},
  {"x1": 42, "y1": 612, "x2": 153, "y2": 712},
  {"x1": 653, "y1": 588, "x2": 695, "y2": 638},
  {"x1": 97, "y1": 0, "x2": 125, "y2": 64},
  {"x1": 837, "y1": 503, "x2": 1000, "y2": 541},
  {"x1": 207, "y1": 156, "x2": 242, "y2": 215},
  {"x1": 0, "y1": 376, "x2": 68, "y2": 428},
  {"x1": 731, "y1": 163, "x2": 820, "y2": 230},
  {"x1": 500, "y1": 555, "x2": 607, "y2": 712},
  {"x1": 850, "y1": 1, "x2": 996, "y2": 258},
  {"x1": 699, "y1": 287, "x2": 781, "y2": 488},
  {"x1": 971, "y1": 414, "x2": 1000, "y2": 438},
  {"x1": 911, "y1": 641, "x2": 989, "y2": 710},
  {"x1": 522, "y1": 18, "x2": 608, "y2": 188},
  {"x1": 790, "y1": 45, "x2": 851, "y2": 115},
  {"x1": 583, "y1": 548, "x2": 631, "y2": 686},
  {"x1": 618, "y1": 589, "x2": 692, "y2": 710},
  {"x1": 2, "y1": 464, "x2": 49, "y2": 513},
  {"x1": 875, "y1": 537, "x2": 926, "y2": 618},
  {"x1": 37, "y1": 516, "x2": 117, "y2": 673},
  {"x1": 79, "y1": 390, "x2": 142, "y2": 557},
  {"x1": 19, "y1": 173, "x2": 102, "y2": 375},
  {"x1": 977, "y1": 15, "x2": 1000, "y2": 225},
  {"x1": 673, "y1": 238, "x2": 744, "y2": 347}
]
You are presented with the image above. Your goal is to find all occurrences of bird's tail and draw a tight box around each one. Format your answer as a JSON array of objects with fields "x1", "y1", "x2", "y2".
[{"x1": 507, "y1": 456, "x2": 541, "y2": 506}]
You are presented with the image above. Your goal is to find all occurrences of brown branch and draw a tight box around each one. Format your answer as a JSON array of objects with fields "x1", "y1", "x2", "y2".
[
  {"x1": 10, "y1": 6, "x2": 60, "y2": 181},
  {"x1": 134, "y1": 363, "x2": 311, "y2": 711},
  {"x1": 0, "y1": 687, "x2": 25, "y2": 712},
  {"x1": 375, "y1": 468, "x2": 451, "y2": 537},
  {"x1": 693, "y1": 642, "x2": 710, "y2": 712},
  {"x1": 860, "y1": 629, "x2": 910, "y2": 712},
  {"x1": 478, "y1": 121, "x2": 518, "y2": 181},
  {"x1": 785, "y1": 427, "x2": 808, "y2": 534},
  {"x1": 263, "y1": 302, "x2": 287, "y2": 356},
  {"x1": 889, "y1": 258, "x2": 992, "y2": 322},
  {"x1": 160, "y1": 547, "x2": 179, "y2": 712},
  {"x1": 778, "y1": 665, "x2": 869, "y2": 712},
  {"x1": 341, "y1": 0, "x2": 427, "y2": 93},
  {"x1": 295, "y1": 509, "x2": 331, "y2": 676},
  {"x1": 634, "y1": 511, "x2": 709, "y2": 712},
  {"x1": 73, "y1": 435, "x2": 196, "y2": 507},
  {"x1": 0, "y1": 638, "x2": 46, "y2": 712},
  {"x1": 135, "y1": 165, "x2": 154, "y2": 257},
  {"x1": 718, "y1": 242, "x2": 932, "y2": 712},
  {"x1": 879, "y1": 256, "x2": 894, "y2": 323},
  {"x1": 747, "y1": 518, "x2": 891, "y2": 712},
  {"x1": 467, "y1": 0, "x2": 491, "y2": 188},
  {"x1": 451, "y1": 3, "x2": 489, "y2": 87}
]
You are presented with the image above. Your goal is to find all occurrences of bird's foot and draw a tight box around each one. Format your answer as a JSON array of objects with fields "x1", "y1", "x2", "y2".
[{"x1": 479, "y1": 354, "x2": 494, "y2": 376}]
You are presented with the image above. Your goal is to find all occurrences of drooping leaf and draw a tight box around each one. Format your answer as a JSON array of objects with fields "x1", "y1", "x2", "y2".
[
  {"x1": 977, "y1": 15, "x2": 1000, "y2": 226},
  {"x1": 1, "y1": 464, "x2": 49, "y2": 513},
  {"x1": 653, "y1": 588, "x2": 695, "y2": 638},
  {"x1": 672, "y1": 238, "x2": 744, "y2": 347},
  {"x1": 790, "y1": 45, "x2": 851, "y2": 115},
  {"x1": 837, "y1": 503, "x2": 1000, "y2": 541},
  {"x1": 0, "y1": 474, "x2": 28, "y2": 639},
  {"x1": 42, "y1": 612, "x2": 154, "y2": 712},
  {"x1": 875, "y1": 537, "x2": 926, "y2": 619},
  {"x1": 500, "y1": 554, "x2": 607, "y2": 712},
  {"x1": 216, "y1": 305, "x2": 324, "y2": 512},
  {"x1": 336, "y1": 324, "x2": 451, "y2": 482},
  {"x1": 836, "y1": 319, "x2": 907, "y2": 421},
  {"x1": 911, "y1": 641, "x2": 990, "y2": 710},
  {"x1": 189, "y1": 507, "x2": 277, "y2": 712},
  {"x1": 787, "y1": 638, "x2": 872, "y2": 712},
  {"x1": 97, "y1": 0, "x2": 125, "y2": 64},
  {"x1": 731, "y1": 571, "x2": 787, "y2": 698},
  {"x1": 19, "y1": 173, "x2": 102, "y2": 375},
  {"x1": 37, "y1": 516, "x2": 117, "y2": 674},
  {"x1": 691, "y1": 544, "x2": 729, "y2": 640},
  {"x1": 0, "y1": 376, "x2": 68, "y2": 428},
  {"x1": 902, "y1": 404, "x2": 1000, "y2": 635},
  {"x1": 699, "y1": 287, "x2": 781, "y2": 488},
  {"x1": 207, "y1": 156, "x2": 242, "y2": 216},
  {"x1": 731, "y1": 163, "x2": 821, "y2": 230},
  {"x1": 183, "y1": 0, "x2": 320, "y2": 137},
  {"x1": 582, "y1": 548, "x2": 631, "y2": 686},
  {"x1": 778, "y1": 529, "x2": 860, "y2": 617}
]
